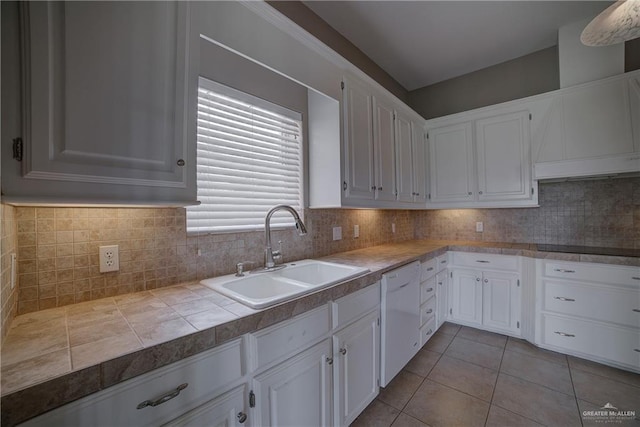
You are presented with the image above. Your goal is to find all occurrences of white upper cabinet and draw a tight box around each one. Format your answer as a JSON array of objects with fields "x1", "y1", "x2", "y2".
[
  {"x1": 372, "y1": 96, "x2": 397, "y2": 202},
  {"x1": 530, "y1": 71, "x2": 640, "y2": 179},
  {"x1": 428, "y1": 122, "x2": 475, "y2": 203},
  {"x1": 342, "y1": 78, "x2": 376, "y2": 201},
  {"x1": 476, "y1": 111, "x2": 532, "y2": 202},
  {"x1": 395, "y1": 111, "x2": 415, "y2": 203},
  {"x1": 2, "y1": 2, "x2": 197, "y2": 204}
]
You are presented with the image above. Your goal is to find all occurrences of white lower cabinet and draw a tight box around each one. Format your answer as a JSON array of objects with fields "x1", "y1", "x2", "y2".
[
  {"x1": 333, "y1": 310, "x2": 380, "y2": 426},
  {"x1": 163, "y1": 385, "x2": 248, "y2": 427},
  {"x1": 435, "y1": 269, "x2": 449, "y2": 329},
  {"x1": 536, "y1": 260, "x2": 640, "y2": 372},
  {"x1": 252, "y1": 339, "x2": 333, "y2": 427},
  {"x1": 449, "y1": 253, "x2": 522, "y2": 336}
]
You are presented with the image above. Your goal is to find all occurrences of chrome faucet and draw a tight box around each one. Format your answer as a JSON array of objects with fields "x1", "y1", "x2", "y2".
[{"x1": 264, "y1": 205, "x2": 307, "y2": 269}]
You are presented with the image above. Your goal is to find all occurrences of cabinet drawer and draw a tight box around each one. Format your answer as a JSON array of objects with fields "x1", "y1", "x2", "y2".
[
  {"x1": 543, "y1": 280, "x2": 640, "y2": 328},
  {"x1": 420, "y1": 277, "x2": 436, "y2": 304},
  {"x1": 420, "y1": 316, "x2": 437, "y2": 347},
  {"x1": 543, "y1": 261, "x2": 640, "y2": 287},
  {"x1": 332, "y1": 282, "x2": 380, "y2": 329},
  {"x1": 384, "y1": 261, "x2": 420, "y2": 289},
  {"x1": 541, "y1": 314, "x2": 640, "y2": 369},
  {"x1": 251, "y1": 306, "x2": 330, "y2": 371},
  {"x1": 421, "y1": 258, "x2": 437, "y2": 281},
  {"x1": 452, "y1": 252, "x2": 518, "y2": 271},
  {"x1": 420, "y1": 297, "x2": 436, "y2": 327},
  {"x1": 436, "y1": 254, "x2": 449, "y2": 271},
  {"x1": 21, "y1": 339, "x2": 244, "y2": 427}
]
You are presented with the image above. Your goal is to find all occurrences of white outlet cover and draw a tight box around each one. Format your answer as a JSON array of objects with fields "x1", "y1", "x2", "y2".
[
  {"x1": 333, "y1": 226, "x2": 342, "y2": 241},
  {"x1": 476, "y1": 222, "x2": 484, "y2": 232},
  {"x1": 354, "y1": 224, "x2": 360, "y2": 238},
  {"x1": 99, "y1": 245, "x2": 120, "y2": 273},
  {"x1": 391, "y1": 223, "x2": 396, "y2": 233}
]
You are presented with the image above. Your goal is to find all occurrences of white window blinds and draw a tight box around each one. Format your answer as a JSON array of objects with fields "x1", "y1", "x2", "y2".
[{"x1": 187, "y1": 78, "x2": 304, "y2": 233}]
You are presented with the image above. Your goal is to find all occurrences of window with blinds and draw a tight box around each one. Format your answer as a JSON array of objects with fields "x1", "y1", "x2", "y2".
[{"x1": 187, "y1": 78, "x2": 304, "y2": 233}]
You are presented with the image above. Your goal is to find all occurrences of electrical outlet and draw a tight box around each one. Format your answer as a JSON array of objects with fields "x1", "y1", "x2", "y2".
[
  {"x1": 332, "y1": 226, "x2": 342, "y2": 241},
  {"x1": 354, "y1": 224, "x2": 360, "y2": 238},
  {"x1": 476, "y1": 222, "x2": 484, "y2": 232},
  {"x1": 99, "y1": 245, "x2": 120, "y2": 273},
  {"x1": 391, "y1": 223, "x2": 396, "y2": 234}
]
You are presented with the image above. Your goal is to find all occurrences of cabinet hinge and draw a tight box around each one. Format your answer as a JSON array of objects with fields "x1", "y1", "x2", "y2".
[
  {"x1": 517, "y1": 279, "x2": 520, "y2": 287},
  {"x1": 517, "y1": 321, "x2": 520, "y2": 328},
  {"x1": 531, "y1": 187, "x2": 534, "y2": 195},
  {"x1": 529, "y1": 113, "x2": 532, "y2": 121},
  {"x1": 341, "y1": 81, "x2": 345, "y2": 90},
  {"x1": 249, "y1": 390, "x2": 255, "y2": 408},
  {"x1": 450, "y1": 271, "x2": 453, "y2": 278},
  {"x1": 449, "y1": 308, "x2": 452, "y2": 315},
  {"x1": 377, "y1": 318, "x2": 380, "y2": 326},
  {"x1": 426, "y1": 132, "x2": 429, "y2": 139},
  {"x1": 428, "y1": 193, "x2": 431, "y2": 200},
  {"x1": 12, "y1": 137, "x2": 23, "y2": 161},
  {"x1": 343, "y1": 181, "x2": 347, "y2": 191}
]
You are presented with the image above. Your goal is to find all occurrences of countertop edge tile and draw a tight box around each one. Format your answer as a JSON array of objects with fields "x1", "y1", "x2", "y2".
[{"x1": 2, "y1": 239, "x2": 639, "y2": 425}]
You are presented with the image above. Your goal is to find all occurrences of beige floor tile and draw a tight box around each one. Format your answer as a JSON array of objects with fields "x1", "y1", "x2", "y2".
[
  {"x1": 505, "y1": 337, "x2": 567, "y2": 366},
  {"x1": 485, "y1": 405, "x2": 543, "y2": 427},
  {"x1": 428, "y1": 355, "x2": 498, "y2": 401},
  {"x1": 572, "y1": 369, "x2": 640, "y2": 413},
  {"x1": 457, "y1": 326, "x2": 507, "y2": 349},
  {"x1": 71, "y1": 331, "x2": 142, "y2": 369},
  {"x1": 445, "y1": 337, "x2": 503, "y2": 370},
  {"x1": 492, "y1": 373, "x2": 581, "y2": 427},
  {"x1": 131, "y1": 317, "x2": 197, "y2": 347},
  {"x1": 404, "y1": 349, "x2": 441, "y2": 377},
  {"x1": 1, "y1": 348, "x2": 71, "y2": 395},
  {"x1": 379, "y1": 370, "x2": 424, "y2": 410},
  {"x1": 500, "y1": 349, "x2": 574, "y2": 395},
  {"x1": 568, "y1": 355, "x2": 640, "y2": 388},
  {"x1": 404, "y1": 379, "x2": 490, "y2": 427},
  {"x1": 351, "y1": 399, "x2": 400, "y2": 427},
  {"x1": 185, "y1": 307, "x2": 237, "y2": 330},
  {"x1": 422, "y1": 330, "x2": 454, "y2": 354},
  {"x1": 578, "y1": 399, "x2": 640, "y2": 427},
  {"x1": 390, "y1": 412, "x2": 429, "y2": 427},
  {"x1": 437, "y1": 322, "x2": 461, "y2": 337}
]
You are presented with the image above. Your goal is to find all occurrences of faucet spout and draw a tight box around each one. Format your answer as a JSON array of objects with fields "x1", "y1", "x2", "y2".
[{"x1": 264, "y1": 205, "x2": 307, "y2": 269}]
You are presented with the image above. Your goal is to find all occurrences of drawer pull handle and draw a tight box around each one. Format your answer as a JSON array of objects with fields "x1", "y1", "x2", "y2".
[
  {"x1": 137, "y1": 383, "x2": 188, "y2": 409},
  {"x1": 554, "y1": 331, "x2": 575, "y2": 337},
  {"x1": 476, "y1": 260, "x2": 490, "y2": 263},
  {"x1": 634, "y1": 349, "x2": 640, "y2": 353},
  {"x1": 237, "y1": 412, "x2": 248, "y2": 424},
  {"x1": 440, "y1": 260, "x2": 447, "y2": 264},
  {"x1": 554, "y1": 297, "x2": 576, "y2": 302},
  {"x1": 476, "y1": 277, "x2": 481, "y2": 281},
  {"x1": 632, "y1": 277, "x2": 640, "y2": 281},
  {"x1": 426, "y1": 267, "x2": 434, "y2": 271},
  {"x1": 633, "y1": 309, "x2": 640, "y2": 313},
  {"x1": 339, "y1": 348, "x2": 347, "y2": 355},
  {"x1": 426, "y1": 287, "x2": 434, "y2": 292},
  {"x1": 554, "y1": 269, "x2": 575, "y2": 273},
  {"x1": 426, "y1": 309, "x2": 433, "y2": 314},
  {"x1": 326, "y1": 357, "x2": 333, "y2": 365},
  {"x1": 426, "y1": 329, "x2": 433, "y2": 335}
]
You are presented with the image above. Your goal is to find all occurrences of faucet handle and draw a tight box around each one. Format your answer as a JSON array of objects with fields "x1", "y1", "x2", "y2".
[
  {"x1": 272, "y1": 240, "x2": 284, "y2": 264},
  {"x1": 236, "y1": 261, "x2": 253, "y2": 277}
]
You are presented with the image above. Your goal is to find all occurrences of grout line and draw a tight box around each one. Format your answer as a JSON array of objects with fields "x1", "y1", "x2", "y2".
[
  {"x1": 566, "y1": 360, "x2": 585, "y2": 427},
  {"x1": 484, "y1": 334, "x2": 506, "y2": 426},
  {"x1": 498, "y1": 371, "x2": 577, "y2": 398},
  {"x1": 505, "y1": 336, "x2": 569, "y2": 368}
]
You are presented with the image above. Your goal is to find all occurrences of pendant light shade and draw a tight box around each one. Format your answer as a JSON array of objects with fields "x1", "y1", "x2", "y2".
[{"x1": 581, "y1": 0, "x2": 640, "y2": 46}]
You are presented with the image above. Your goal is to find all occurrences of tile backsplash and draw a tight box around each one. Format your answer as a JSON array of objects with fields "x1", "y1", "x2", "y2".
[
  {"x1": 3, "y1": 176, "x2": 639, "y2": 324},
  {"x1": 1, "y1": 204, "x2": 18, "y2": 342}
]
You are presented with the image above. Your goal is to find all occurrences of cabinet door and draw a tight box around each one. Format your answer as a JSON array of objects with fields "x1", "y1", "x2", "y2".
[
  {"x1": 482, "y1": 271, "x2": 520, "y2": 334},
  {"x1": 333, "y1": 311, "x2": 380, "y2": 427},
  {"x1": 253, "y1": 339, "x2": 332, "y2": 427},
  {"x1": 451, "y1": 269, "x2": 482, "y2": 325},
  {"x1": 428, "y1": 122, "x2": 475, "y2": 203},
  {"x1": 412, "y1": 123, "x2": 428, "y2": 203},
  {"x1": 476, "y1": 112, "x2": 532, "y2": 201},
  {"x1": 9, "y1": 2, "x2": 194, "y2": 203},
  {"x1": 343, "y1": 79, "x2": 375, "y2": 201},
  {"x1": 372, "y1": 96, "x2": 397, "y2": 201},
  {"x1": 395, "y1": 112, "x2": 414, "y2": 203},
  {"x1": 162, "y1": 385, "x2": 247, "y2": 427},
  {"x1": 436, "y1": 270, "x2": 449, "y2": 329}
]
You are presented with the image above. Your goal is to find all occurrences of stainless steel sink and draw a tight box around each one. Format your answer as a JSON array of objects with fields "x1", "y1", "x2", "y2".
[{"x1": 200, "y1": 260, "x2": 369, "y2": 309}]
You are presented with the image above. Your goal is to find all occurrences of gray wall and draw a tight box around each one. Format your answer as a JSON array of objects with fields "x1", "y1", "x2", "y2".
[{"x1": 407, "y1": 47, "x2": 560, "y2": 119}]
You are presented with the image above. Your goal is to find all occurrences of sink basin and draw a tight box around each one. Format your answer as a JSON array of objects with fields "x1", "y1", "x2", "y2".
[{"x1": 200, "y1": 260, "x2": 369, "y2": 309}]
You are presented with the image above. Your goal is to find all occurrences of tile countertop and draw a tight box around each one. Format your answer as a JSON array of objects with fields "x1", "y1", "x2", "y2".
[{"x1": 2, "y1": 239, "x2": 639, "y2": 426}]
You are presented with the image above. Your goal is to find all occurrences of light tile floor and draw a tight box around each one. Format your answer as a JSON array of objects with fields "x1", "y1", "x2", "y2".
[{"x1": 352, "y1": 323, "x2": 640, "y2": 427}]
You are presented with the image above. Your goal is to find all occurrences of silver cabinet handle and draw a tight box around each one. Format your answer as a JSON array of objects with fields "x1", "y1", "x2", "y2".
[
  {"x1": 237, "y1": 412, "x2": 247, "y2": 424},
  {"x1": 632, "y1": 277, "x2": 640, "y2": 281},
  {"x1": 476, "y1": 277, "x2": 481, "y2": 281},
  {"x1": 484, "y1": 278, "x2": 489, "y2": 283},
  {"x1": 326, "y1": 357, "x2": 333, "y2": 365},
  {"x1": 468, "y1": 192, "x2": 472, "y2": 195},
  {"x1": 378, "y1": 186, "x2": 383, "y2": 190},
  {"x1": 137, "y1": 383, "x2": 188, "y2": 409},
  {"x1": 426, "y1": 287, "x2": 434, "y2": 292},
  {"x1": 476, "y1": 260, "x2": 490, "y2": 263},
  {"x1": 426, "y1": 329, "x2": 433, "y2": 336},
  {"x1": 554, "y1": 269, "x2": 575, "y2": 273},
  {"x1": 339, "y1": 348, "x2": 347, "y2": 355},
  {"x1": 426, "y1": 267, "x2": 434, "y2": 271},
  {"x1": 440, "y1": 260, "x2": 447, "y2": 264},
  {"x1": 426, "y1": 309, "x2": 433, "y2": 314},
  {"x1": 554, "y1": 296, "x2": 576, "y2": 302},
  {"x1": 437, "y1": 282, "x2": 442, "y2": 286},
  {"x1": 634, "y1": 349, "x2": 640, "y2": 353},
  {"x1": 633, "y1": 309, "x2": 640, "y2": 313},
  {"x1": 554, "y1": 331, "x2": 575, "y2": 337}
]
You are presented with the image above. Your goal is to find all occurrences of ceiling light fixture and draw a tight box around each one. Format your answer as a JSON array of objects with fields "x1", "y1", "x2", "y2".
[{"x1": 581, "y1": 0, "x2": 640, "y2": 46}]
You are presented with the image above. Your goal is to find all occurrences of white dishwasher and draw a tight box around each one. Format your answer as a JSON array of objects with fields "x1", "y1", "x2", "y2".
[{"x1": 380, "y1": 261, "x2": 421, "y2": 386}]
